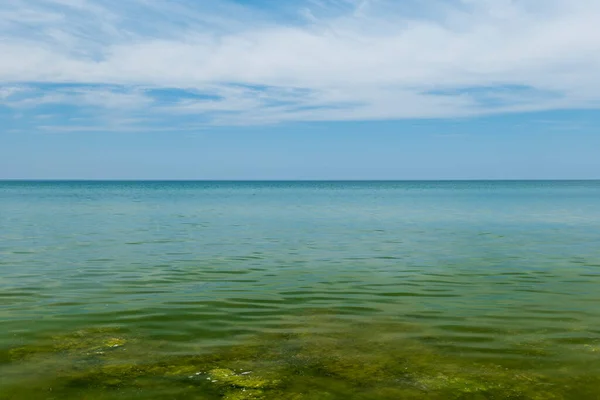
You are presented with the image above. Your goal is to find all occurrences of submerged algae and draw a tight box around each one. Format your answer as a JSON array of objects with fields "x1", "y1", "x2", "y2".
[
  {"x1": 223, "y1": 390, "x2": 266, "y2": 400},
  {"x1": 8, "y1": 328, "x2": 129, "y2": 362},
  {"x1": 2, "y1": 319, "x2": 599, "y2": 399},
  {"x1": 206, "y1": 368, "x2": 280, "y2": 400},
  {"x1": 208, "y1": 368, "x2": 279, "y2": 389}
]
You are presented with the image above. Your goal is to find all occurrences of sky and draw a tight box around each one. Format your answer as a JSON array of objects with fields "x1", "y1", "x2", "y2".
[{"x1": 1, "y1": 0, "x2": 600, "y2": 180}]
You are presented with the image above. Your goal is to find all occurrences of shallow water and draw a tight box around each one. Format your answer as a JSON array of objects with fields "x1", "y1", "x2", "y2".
[{"x1": 1, "y1": 181, "x2": 600, "y2": 399}]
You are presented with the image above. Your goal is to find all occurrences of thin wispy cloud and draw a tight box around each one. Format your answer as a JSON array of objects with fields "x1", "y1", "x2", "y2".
[{"x1": 1, "y1": 0, "x2": 600, "y2": 131}]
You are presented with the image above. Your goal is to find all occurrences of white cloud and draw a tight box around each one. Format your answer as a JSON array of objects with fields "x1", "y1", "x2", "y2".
[
  {"x1": 0, "y1": 85, "x2": 28, "y2": 100},
  {"x1": 0, "y1": 85, "x2": 152, "y2": 110},
  {"x1": 1, "y1": 0, "x2": 600, "y2": 128}
]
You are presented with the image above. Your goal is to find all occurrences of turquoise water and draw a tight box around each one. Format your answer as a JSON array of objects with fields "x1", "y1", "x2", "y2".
[{"x1": 1, "y1": 181, "x2": 600, "y2": 399}]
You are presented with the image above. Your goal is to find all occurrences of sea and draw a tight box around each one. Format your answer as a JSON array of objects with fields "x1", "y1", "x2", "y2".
[{"x1": 1, "y1": 181, "x2": 600, "y2": 399}]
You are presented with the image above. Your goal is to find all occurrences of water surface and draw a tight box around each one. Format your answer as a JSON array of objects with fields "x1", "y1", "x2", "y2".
[{"x1": 1, "y1": 181, "x2": 600, "y2": 399}]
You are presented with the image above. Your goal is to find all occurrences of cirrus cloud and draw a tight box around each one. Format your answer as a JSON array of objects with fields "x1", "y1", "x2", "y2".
[{"x1": 1, "y1": 0, "x2": 600, "y2": 130}]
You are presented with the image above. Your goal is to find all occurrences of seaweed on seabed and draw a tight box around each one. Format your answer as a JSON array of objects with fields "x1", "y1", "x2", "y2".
[
  {"x1": 7, "y1": 327, "x2": 130, "y2": 362},
  {"x1": 202, "y1": 368, "x2": 280, "y2": 399},
  {"x1": 4, "y1": 319, "x2": 600, "y2": 399},
  {"x1": 217, "y1": 319, "x2": 569, "y2": 400}
]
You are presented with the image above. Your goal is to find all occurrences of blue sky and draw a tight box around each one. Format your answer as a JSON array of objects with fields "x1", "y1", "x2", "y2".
[{"x1": 1, "y1": 0, "x2": 600, "y2": 179}]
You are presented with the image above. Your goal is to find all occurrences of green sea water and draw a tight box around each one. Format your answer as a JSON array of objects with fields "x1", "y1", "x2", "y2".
[{"x1": 1, "y1": 181, "x2": 600, "y2": 399}]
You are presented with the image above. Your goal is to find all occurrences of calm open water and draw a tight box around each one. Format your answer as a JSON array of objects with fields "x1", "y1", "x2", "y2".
[{"x1": 1, "y1": 181, "x2": 600, "y2": 399}]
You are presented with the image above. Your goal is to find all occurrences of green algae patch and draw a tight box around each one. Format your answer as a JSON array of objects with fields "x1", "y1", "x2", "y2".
[
  {"x1": 583, "y1": 344, "x2": 600, "y2": 353},
  {"x1": 415, "y1": 373, "x2": 500, "y2": 395},
  {"x1": 208, "y1": 368, "x2": 279, "y2": 389},
  {"x1": 7, "y1": 344, "x2": 52, "y2": 361},
  {"x1": 3, "y1": 319, "x2": 600, "y2": 399},
  {"x1": 104, "y1": 338, "x2": 127, "y2": 348},
  {"x1": 7, "y1": 327, "x2": 131, "y2": 363},
  {"x1": 204, "y1": 368, "x2": 281, "y2": 400},
  {"x1": 52, "y1": 328, "x2": 129, "y2": 355},
  {"x1": 223, "y1": 389, "x2": 266, "y2": 400},
  {"x1": 163, "y1": 364, "x2": 199, "y2": 377}
]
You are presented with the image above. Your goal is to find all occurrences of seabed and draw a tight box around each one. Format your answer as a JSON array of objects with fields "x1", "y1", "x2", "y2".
[{"x1": 2, "y1": 316, "x2": 599, "y2": 400}]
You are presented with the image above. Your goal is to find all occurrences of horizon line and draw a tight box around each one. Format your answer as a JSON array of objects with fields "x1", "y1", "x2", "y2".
[{"x1": 2, "y1": 179, "x2": 600, "y2": 183}]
